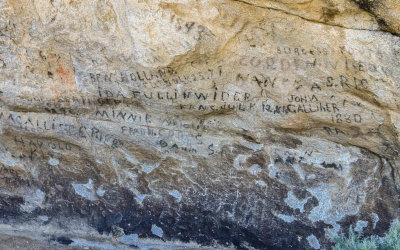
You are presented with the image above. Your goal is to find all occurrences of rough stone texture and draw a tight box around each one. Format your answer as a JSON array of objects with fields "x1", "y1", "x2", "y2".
[
  {"x1": 0, "y1": 234, "x2": 98, "y2": 250},
  {"x1": 0, "y1": 0, "x2": 399, "y2": 249}
]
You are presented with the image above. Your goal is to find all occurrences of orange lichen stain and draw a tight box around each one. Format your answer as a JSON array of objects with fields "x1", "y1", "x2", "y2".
[
  {"x1": 48, "y1": 61, "x2": 75, "y2": 99},
  {"x1": 55, "y1": 63, "x2": 75, "y2": 86}
]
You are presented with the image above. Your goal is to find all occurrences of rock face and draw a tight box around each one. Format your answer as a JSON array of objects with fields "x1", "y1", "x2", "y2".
[{"x1": 0, "y1": 0, "x2": 399, "y2": 249}]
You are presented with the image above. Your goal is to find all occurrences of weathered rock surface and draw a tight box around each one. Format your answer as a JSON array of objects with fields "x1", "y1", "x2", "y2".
[{"x1": 0, "y1": 0, "x2": 399, "y2": 249}]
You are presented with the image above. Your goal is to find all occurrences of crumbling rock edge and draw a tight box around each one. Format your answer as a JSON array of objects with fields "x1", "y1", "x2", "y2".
[{"x1": 0, "y1": 223, "x2": 224, "y2": 250}]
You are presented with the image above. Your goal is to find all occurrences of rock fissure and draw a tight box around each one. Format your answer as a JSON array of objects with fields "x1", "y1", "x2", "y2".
[{"x1": 232, "y1": 0, "x2": 400, "y2": 37}]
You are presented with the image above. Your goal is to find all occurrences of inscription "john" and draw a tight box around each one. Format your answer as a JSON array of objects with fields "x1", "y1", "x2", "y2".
[{"x1": 288, "y1": 94, "x2": 319, "y2": 103}]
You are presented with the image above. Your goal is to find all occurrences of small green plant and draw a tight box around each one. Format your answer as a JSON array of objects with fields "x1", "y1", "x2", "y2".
[{"x1": 333, "y1": 220, "x2": 400, "y2": 250}]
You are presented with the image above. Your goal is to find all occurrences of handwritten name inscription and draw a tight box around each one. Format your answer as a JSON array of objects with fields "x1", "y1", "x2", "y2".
[{"x1": 1, "y1": 30, "x2": 397, "y2": 162}]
